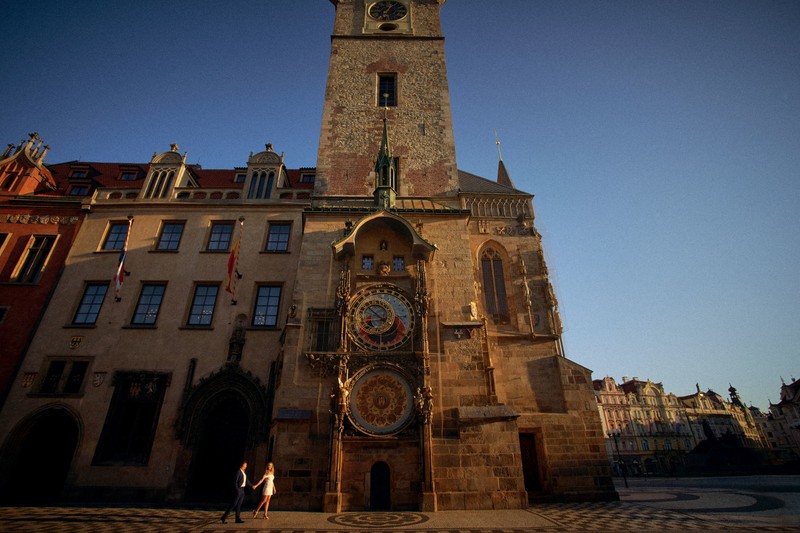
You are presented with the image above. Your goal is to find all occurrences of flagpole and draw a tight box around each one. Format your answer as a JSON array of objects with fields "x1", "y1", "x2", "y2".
[{"x1": 114, "y1": 215, "x2": 134, "y2": 302}]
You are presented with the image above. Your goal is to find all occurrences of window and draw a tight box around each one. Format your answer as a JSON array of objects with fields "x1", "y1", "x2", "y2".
[
  {"x1": 1, "y1": 172, "x2": 18, "y2": 189},
  {"x1": 378, "y1": 73, "x2": 397, "y2": 106},
  {"x1": 361, "y1": 255, "x2": 374, "y2": 271},
  {"x1": 143, "y1": 170, "x2": 175, "y2": 199},
  {"x1": 12, "y1": 235, "x2": 56, "y2": 283},
  {"x1": 103, "y1": 222, "x2": 130, "y2": 250},
  {"x1": 70, "y1": 170, "x2": 87, "y2": 179},
  {"x1": 207, "y1": 222, "x2": 234, "y2": 251},
  {"x1": 131, "y1": 284, "x2": 166, "y2": 325},
  {"x1": 73, "y1": 283, "x2": 109, "y2": 325},
  {"x1": 266, "y1": 223, "x2": 291, "y2": 252},
  {"x1": 92, "y1": 371, "x2": 169, "y2": 466},
  {"x1": 480, "y1": 247, "x2": 509, "y2": 323},
  {"x1": 234, "y1": 173, "x2": 246, "y2": 183},
  {"x1": 308, "y1": 308, "x2": 339, "y2": 351},
  {"x1": 156, "y1": 221, "x2": 185, "y2": 251},
  {"x1": 187, "y1": 284, "x2": 218, "y2": 326},
  {"x1": 68, "y1": 185, "x2": 89, "y2": 196},
  {"x1": 253, "y1": 285, "x2": 282, "y2": 327},
  {"x1": 641, "y1": 439, "x2": 650, "y2": 451},
  {"x1": 118, "y1": 171, "x2": 138, "y2": 181},
  {"x1": 392, "y1": 256, "x2": 405, "y2": 271},
  {"x1": 37, "y1": 359, "x2": 89, "y2": 395},
  {"x1": 247, "y1": 171, "x2": 275, "y2": 199},
  {"x1": 300, "y1": 173, "x2": 315, "y2": 183}
]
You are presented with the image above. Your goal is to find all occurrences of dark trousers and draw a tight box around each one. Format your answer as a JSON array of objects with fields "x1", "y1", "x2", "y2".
[{"x1": 221, "y1": 487, "x2": 245, "y2": 522}]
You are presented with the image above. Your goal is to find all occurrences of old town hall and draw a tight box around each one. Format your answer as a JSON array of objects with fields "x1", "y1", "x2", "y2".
[{"x1": 0, "y1": 1, "x2": 615, "y2": 510}]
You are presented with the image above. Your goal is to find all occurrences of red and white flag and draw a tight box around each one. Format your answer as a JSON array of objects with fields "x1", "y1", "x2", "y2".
[
  {"x1": 114, "y1": 217, "x2": 133, "y2": 300},
  {"x1": 225, "y1": 218, "x2": 244, "y2": 298}
]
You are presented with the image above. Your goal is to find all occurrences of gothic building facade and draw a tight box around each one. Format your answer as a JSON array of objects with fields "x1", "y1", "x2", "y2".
[{"x1": 0, "y1": 1, "x2": 616, "y2": 509}]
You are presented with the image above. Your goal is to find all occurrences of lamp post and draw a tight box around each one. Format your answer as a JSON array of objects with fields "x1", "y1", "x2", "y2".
[{"x1": 607, "y1": 429, "x2": 628, "y2": 488}]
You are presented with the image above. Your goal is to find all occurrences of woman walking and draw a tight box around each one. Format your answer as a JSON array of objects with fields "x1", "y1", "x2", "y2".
[{"x1": 252, "y1": 462, "x2": 276, "y2": 519}]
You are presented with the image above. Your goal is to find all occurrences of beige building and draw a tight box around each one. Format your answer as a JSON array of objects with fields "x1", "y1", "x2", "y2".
[
  {"x1": 0, "y1": 0, "x2": 616, "y2": 509},
  {"x1": 763, "y1": 378, "x2": 800, "y2": 458},
  {"x1": 594, "y1": 376, "x2": 695, "y2": 475},
  {"x1": 678, "y1": 384, "x2": 764, "y2": 449}
]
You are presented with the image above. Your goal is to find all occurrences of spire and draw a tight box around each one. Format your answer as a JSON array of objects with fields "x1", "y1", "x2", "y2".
[
  {"x1": 373, "y1": 112, "x2": 397, "y2": 209},
  {"x1": 494, "y1": 131, "x2": 516, "y2": 189}
]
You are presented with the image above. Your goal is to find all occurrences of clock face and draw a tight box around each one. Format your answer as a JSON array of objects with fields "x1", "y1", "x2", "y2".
[
  {"x1": 368, "y1": 1, "x2": 408, "y2": 21},
  {"x1": 348, "y1": 367, "x2": 415, "y2": 435},
  {"x1": 349, "y1": 286, "x2": 414, "y2": 351}
]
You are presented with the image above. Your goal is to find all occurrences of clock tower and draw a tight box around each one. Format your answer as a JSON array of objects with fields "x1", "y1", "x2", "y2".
[
  {"x1": 315, "y1": 0, "x2": 459, "y2": 197},
  {"x1": 273, "y1": 0, "x2": 617, "y2": 513}
]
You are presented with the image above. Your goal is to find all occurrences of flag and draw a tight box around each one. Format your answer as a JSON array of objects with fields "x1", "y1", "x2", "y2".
[
  {"x1": 225, "y1": 218, "x2": 244, "y2": 296},
  {"x1": 114, "y1": 217, "x2": 133, "y2": 300}
]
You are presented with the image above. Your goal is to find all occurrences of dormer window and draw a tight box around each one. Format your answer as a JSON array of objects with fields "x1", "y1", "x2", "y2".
[
  {"x1": 118, "y1": 171, "x2": 138, "y2": 181},
  {"x1": 300, "y1": 173, "x2": 315, "y2": 183},
  {"x1": 70, "y1": 170, "x2": 87, "y2": 179},
  {"x1": 68, "y1": 185, "x2": 89, "y2": 196},
  {"x1": 234, "y1": 173, "x2": 246, "y2": 183}
]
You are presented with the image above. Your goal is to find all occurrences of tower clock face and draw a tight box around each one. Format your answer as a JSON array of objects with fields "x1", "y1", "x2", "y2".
[
  {"x1": 368, "y1": 1, "x2": 408, "y2": 21},
  {"x1": 349, "y1": 286, "x2": 414, "y2": 350}
]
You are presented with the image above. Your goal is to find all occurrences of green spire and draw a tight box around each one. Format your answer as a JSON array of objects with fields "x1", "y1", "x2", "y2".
[{"x1": 373, "y1": 114, "x2": 397, "y2": 208}]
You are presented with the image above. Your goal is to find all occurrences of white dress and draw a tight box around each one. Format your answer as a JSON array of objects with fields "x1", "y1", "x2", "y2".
[{"x1": 261, "y1": 473, "x2": 275, "y2": 496}]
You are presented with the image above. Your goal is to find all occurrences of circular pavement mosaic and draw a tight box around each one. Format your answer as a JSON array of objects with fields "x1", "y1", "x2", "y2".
[{"x1": 328, "y1": 512, "x2": 429, "y2": 528}]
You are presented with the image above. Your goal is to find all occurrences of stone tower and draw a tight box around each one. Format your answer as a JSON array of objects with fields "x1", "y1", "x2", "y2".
[
  {"x1": 315, "y1": 0, "x2": 459, "y2": 197},
  {"x1": 273, "y1": 0, "x2": 616, "y2": 512}
]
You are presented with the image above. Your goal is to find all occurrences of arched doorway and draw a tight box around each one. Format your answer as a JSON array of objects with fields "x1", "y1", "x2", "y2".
[
  {"x1": 185, "y1": 395, "x2": 250, "y2": 501},
  {"x1": 0, "y1": 407, "x2": 80, "y2": 502},
  {"x1": 369, "y1": 461, "x2": 391, "y2": 510}
]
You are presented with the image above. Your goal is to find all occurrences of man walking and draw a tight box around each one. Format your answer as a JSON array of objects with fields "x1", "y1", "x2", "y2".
[{"x1": 221, "y1": 461, "x2": 252, "y2": 524}]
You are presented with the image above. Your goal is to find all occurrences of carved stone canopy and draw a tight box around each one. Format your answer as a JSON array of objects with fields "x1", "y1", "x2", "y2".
[{"x1": 332, "y1": 211, "x2": 436, "y2": 261}]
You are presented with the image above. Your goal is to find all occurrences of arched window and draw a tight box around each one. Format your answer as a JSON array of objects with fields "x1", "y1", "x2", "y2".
[
  {"x1": 480, "y1": 247, "x2": 509, "y2": 323},
  {"x1": 248, "y1": 171, "x2": 275, "y2": 200}
]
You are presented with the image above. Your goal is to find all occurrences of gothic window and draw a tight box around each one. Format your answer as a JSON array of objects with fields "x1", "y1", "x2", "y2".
[
  {"x1": 12, "y1": 235, "x2": 56, "y2": 283},
  {"x1": 92, "y1": 371, "x2": 169, "y2": 465},
  {"x1": 378, "y1": 73, "x2": 397, "y2": 107},
  {"x1": 265, "y1": 223, "x2": 291, "y2": 252},
  {"x1": 247, "y1": 171, "x2": 275, "y2": 199},
  {"x1": 1, "y1": 172, "x2": 18, "y2": 189},
  {"x1": 73, "y1": 282, "x2": 109, "y2": 325},
  {"x1": 480, "y1": 247, "x2": 509, "y2": 323},
  {"x1": 156, "y1": 221, "x2": 185, "y2": 251},
  {"x1": 131, "y1": 283, "x2": 166, "y2": 325},
  {"x1": 206, "y1": 221, "x2": 234, "y2": 251},
  {"x1": 641, "y1": 439, "x2": 650, "y2": 451},
  {"x1": 143, "y1": 170, "x2": 175, "y2": 199},
  {"x1": 187, "y1": 284, "x2": 218, "y2": 326},
  {"x1": 253, "y1": 285, "x2": 282, "y2": 328}
]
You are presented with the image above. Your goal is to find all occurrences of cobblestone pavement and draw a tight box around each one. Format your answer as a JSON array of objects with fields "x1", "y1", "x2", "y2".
[{"x1": 0, "y1": 476, "x2": 797, "y2": 532}]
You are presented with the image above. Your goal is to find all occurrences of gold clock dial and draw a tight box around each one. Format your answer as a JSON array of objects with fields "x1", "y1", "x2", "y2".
[{"x1": 349, "y1": 286, "x2": 414, "y2": 351}]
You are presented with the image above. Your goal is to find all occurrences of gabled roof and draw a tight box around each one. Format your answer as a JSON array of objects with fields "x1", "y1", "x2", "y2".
[
  {"x1": 457, "y1": 169, "x2": 530, "y2": 196},
  {"x1": 46, "y1": 162, "x2": 316, "y2": 192}
]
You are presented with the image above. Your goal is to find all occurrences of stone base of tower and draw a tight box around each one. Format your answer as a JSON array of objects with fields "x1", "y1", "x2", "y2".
[
  {"x1": 419, "y1": 490, "x2": 437, "y2": 512},
  {"x1": 323, "y1": 491, "x2": 342, "y2": 513}
]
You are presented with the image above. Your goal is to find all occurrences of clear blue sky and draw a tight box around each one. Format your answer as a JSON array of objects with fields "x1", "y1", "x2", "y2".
[{"x1": 3, "y1": 1, "x2": 798, "y2": 409}]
